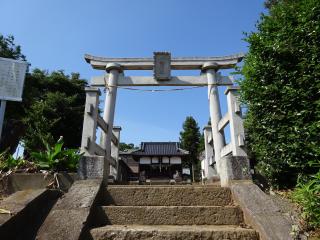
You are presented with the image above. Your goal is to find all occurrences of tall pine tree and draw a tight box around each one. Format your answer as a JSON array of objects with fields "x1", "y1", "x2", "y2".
[{"x1": 179, "y1": 116, "x2": 201, "y2": 181}]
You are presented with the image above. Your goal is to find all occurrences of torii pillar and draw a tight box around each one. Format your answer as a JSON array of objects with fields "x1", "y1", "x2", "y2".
[
  {"x1": 101, "y1": 63, "x2": 122, "y2": 169},
  {"x1": 202, "y1": 62, "x2": 225, "y2": 174}
]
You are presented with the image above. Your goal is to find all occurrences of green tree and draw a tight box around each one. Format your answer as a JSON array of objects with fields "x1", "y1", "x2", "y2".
[
  {"x1": 240, "y1": 0, "x2": 320, "y2": 188},
  {"x1": 0, "y1": 34, "x2": 87, "y2": 155},
  {"x1": 22, "y1": 69, "x2": 87, "y2": 155},
  {"x1": 119, "y1": 142, "x2": 137, "y2": 151},
  {"x1": 179, "y1": 116, "x2": 201, "y2": 181},
  {"x1": 0, "y1": 35, "x2": 26, "y2": 61}
]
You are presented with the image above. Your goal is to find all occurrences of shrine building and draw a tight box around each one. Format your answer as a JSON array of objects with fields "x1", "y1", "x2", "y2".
[{"x1": 120, "y1": 142, "x2": 189, "y2": 180}]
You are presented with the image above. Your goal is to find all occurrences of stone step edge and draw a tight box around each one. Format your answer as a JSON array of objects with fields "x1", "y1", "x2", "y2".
[
  {"x1": 107, "y1": 185, "x2": 226, "y2": 189},
  {"x1": 102, "y1": 205, "x2": 239, "y2": 208},
  {"x1": 90, "y1": 225, "x2": 259, "y2": 239},
  {"x1": 91, "y1": 224, "x2": 256, "y2": 231},
  {"x1": 100, "y1": 205, "x2": 244, "y2": 226},
  {"x1": 105, "y1": 186, "x2": 233, "y2": 206}
]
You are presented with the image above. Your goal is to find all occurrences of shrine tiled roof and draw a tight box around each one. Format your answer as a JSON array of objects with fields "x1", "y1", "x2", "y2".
[{"x1": 132, "y1": 142, "x2": 189, "y2": 156}]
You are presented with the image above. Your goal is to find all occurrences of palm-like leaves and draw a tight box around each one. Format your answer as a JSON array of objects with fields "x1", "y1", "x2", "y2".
[{"x1": 31, "y1": 137, "x2": 82, "y2": 172}]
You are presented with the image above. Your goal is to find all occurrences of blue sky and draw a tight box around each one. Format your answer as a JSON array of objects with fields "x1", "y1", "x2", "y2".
[{"x1": 1, "y1": 0, "x2": 266, "y2": 146}]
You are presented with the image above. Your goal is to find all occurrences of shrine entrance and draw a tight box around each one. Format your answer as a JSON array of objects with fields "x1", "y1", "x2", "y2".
[{"x1": 79, "y1": 52, "x2": 250, "y2": 186}]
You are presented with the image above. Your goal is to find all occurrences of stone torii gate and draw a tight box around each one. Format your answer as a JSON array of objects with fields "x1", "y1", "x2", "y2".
[{"x1": 79, "y1": 52, "x2": 251, "y2": 186}]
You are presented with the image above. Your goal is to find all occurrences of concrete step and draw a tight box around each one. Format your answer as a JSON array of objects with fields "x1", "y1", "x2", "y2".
[
  {"x1": 0, "y1": 189, "x2": 60, "y2": 240},
  {"x1": 90, "y1": 225, "x2": 259, "y2": 240},
  {"x1": 101, "y1": 206, "x2": 243, "y2": 225},
  {"x1": 105, "y1": 186, "x2": 232, "y2": 206}
]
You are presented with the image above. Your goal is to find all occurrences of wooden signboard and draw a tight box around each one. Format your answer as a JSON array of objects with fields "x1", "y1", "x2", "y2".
[
  {"x1": 0, "y1": 57, "x2": 28, "y2": 101},
  {"x1": 0, "y1": 57, "x2": 28, "y2": 140}
]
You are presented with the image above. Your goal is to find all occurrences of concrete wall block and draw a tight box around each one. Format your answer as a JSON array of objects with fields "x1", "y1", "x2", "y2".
[
  {"x1": 0, "y1": 173, "x2": 78, "y2": 194},
  {"x1": 0, "y1": 189, "x2": 61, "y2": 239},
  {"x1": 37, "y1": 179, "x2": 104, "y2": 240},
  {"x1": 231, "y1": 183, "x2": 292, "y2": 240},
  {"x1": 78, "y1": 155, "x2": 107, "y2": 180},
  {"x1": 220, "y1": 155, "x2": 252, "y2": 186}
]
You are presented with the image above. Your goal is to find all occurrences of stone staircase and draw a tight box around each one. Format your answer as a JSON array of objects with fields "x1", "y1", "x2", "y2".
[{"x1": 89, "y1": 185, "x2": 259, "y2": 240}]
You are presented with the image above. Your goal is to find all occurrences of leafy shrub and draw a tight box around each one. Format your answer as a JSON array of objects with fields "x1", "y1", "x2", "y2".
[
  {"x1": 31, "y1": 137, "x2": 82, "y2": 172},
  {"x1": 0, "y1": 150, "x2": 35, "y2": 171},
  {"x1": 0, "y1": 152, "x2": 26, "y2": 171},
  {"x1": 292, "y1": 171, "x2": 320, "y2": 228},
  {"x1": 239, "y1": 0, "x2": 320, "y2": 188}
]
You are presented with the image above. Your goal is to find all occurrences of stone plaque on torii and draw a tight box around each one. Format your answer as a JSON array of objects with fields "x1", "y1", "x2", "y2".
[
  {"x1": 0, "y1": 57, "x2": 28, "y2": 141},
  {"x1": 153, "y1": 52, "x2": 171, "y2": 80},
  {"x1": 81, "y1": 52, "x2": 249, "y2": 186}
]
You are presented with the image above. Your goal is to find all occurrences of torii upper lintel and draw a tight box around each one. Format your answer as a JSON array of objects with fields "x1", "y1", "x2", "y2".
[{"x1": 84, "y1": 52, "x2": 244, "y2": 71}]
